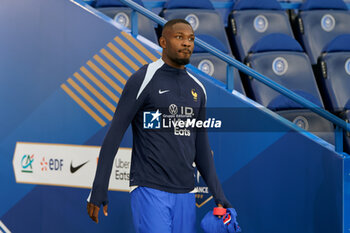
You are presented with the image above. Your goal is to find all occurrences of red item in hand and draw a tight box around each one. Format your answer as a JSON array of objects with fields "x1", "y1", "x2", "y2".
[{"x1": 213, "y1": 207, "x2": 227, "y2": 216}]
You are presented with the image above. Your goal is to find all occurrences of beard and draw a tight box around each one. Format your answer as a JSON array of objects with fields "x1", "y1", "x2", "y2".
[{"x1": 169, "y1": 56, "x2": 190, "y2": 66}]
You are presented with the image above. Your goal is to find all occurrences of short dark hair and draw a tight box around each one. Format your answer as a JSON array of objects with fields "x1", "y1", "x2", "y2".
[{"x1": 161, "y1": 19, "x2": 192, "y2": 35}]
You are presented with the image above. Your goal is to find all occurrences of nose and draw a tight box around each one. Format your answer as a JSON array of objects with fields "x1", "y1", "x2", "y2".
[{"x1": 182, "y1": 39, "x2": 191, "y2": 47}]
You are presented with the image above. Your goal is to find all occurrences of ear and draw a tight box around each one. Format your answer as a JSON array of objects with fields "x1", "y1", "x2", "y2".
[{"x1": 159, "y1": 36, "x2": 166, "y2": 49}]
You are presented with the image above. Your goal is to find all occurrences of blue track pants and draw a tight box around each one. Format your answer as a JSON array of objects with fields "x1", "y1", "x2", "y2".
[{"x1": 131, "y1": 187, "x2": 196, "y2": 233}]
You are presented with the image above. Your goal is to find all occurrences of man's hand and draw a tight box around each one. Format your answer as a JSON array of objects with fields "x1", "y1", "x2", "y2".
[
  {"x1": 87, "y1": 202, "x2": 108, "y2": 223},
  {"x1": 217, "y1": 204, "x2": 224, "y2": 219}
]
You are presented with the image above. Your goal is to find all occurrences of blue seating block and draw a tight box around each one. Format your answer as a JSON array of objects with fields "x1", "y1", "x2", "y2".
[
  {"x1": 95, "y1": 0, "x2": 158, "y2": 44},
  {"x1": 245, "y1": 34, "x2": 334, "y2": 143},
  {"x1": 295, "y1": 0, "x2": 350, "y2": 64},
  {"x1": 246, "y1": 34, "x2": 323, "y2": 110},
  {"x1": 228, "y1": 0, "x2": 294, "y2": 61},
  {"x1": 316, "y1": 34, "x2": 350, "y2": 113}
]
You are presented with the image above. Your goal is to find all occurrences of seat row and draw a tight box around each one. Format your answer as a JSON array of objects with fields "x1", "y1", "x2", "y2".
[{"x1": 93, "y1": 0, "x2": 350, "y2": 152}]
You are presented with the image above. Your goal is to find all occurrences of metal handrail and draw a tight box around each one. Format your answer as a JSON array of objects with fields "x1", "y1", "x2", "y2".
[{"x1": 119, "y1": 0, "x2": 350, "y2": 153}]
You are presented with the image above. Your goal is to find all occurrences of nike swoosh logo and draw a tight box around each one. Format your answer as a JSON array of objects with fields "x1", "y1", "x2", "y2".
[
  {"x1": 70, "y1": 161, "x2": 89, "y2": 173},
  {"x1": 159, "y1": 89, "x2": 170, "y2": 94}
]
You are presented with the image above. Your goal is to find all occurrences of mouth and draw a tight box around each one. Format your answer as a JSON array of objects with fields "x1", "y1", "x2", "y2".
[{"x1": 179, "y1": 49, "x2": 192, "y2": 55}]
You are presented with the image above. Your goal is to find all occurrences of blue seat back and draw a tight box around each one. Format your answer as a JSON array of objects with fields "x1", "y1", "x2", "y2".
[
  {"x1": 245, "y1": 34, "x2": 324, "y2": 111},
  {"x1": 95, "y1": 0, "x2": 158, "y2": 44},
  {"x1": 228, "y1": 0, "x2": 294, "y2": 61},
  {"x1": 317, "y1": 35, "x2": 350, "y2": 113},
  {"x1": 277, "y1": 109, "x2": 334, "y2": 144},
  {"x1": 193, "y1": 34, "x2": 230, "y2": 54},
  {"x1": 296, "y1": 0, "x2": 350, "y2": 64}
]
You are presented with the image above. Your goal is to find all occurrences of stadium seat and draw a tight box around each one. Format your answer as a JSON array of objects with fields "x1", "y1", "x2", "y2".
[
  {"x1": 244, "y1": 33, "x2": 334, "y2": 143},
  {"x1": 316, "y1": 34, "x2": 350, "y2": 114},
  {"x1": 245, "y1": 34, "x2": 323, "y2": 110},
  {"x1": 94, "y1": 0, "x2": 158, "y2": 44},
  {"x1": 228, "y1": 0, "x2": 295, "y2": 61},
  {"x1": 278, "y1": 109, "x2": 334, "y2": 143},
  {"x1": 293, "y1": 0, "x2": 350, "y2": 64},
  {"x1": 191, "y1": 35, "x2": 245, "y2": 94},
  {"x1": 160, "y1": 0, "x2": 232, "y2": 55}
]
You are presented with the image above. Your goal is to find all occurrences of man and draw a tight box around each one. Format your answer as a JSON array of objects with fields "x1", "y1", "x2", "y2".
[{"x1": 87, "y1": 19, "x2": 232, "y2": 233}]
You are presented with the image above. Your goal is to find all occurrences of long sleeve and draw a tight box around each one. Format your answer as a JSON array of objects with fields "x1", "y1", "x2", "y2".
[
  {"x1": 88, "y1": 67, "x2": 147, "y2": 207},
  {"x1": 194, "y1": 99, "x2": 232, "y2": 208}
]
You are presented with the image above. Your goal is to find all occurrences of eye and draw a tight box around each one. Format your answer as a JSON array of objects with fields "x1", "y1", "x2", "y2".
[
  {"x1": 175, "y1": 35, "x2": 183, "y2": 39},
  {"x1": 189, "y1": 37, "x2": 195, "y2": 41}
]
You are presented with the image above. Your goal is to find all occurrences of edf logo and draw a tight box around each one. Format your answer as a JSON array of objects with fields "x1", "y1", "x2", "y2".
[
  {"x1": 143, "y1": 109, "x2": 161, "y2": 129},
  {"x1": 41, "y1": 157, "x2": 64, "y2": 171},
  {"x1": 49, "y1": 159, "x2": 64, "y2": 171}
]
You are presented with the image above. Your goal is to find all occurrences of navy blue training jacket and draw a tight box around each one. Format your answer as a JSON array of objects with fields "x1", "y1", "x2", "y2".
[{"x1": 89, "y1": 59, "x2": 231, "y2": 208}]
